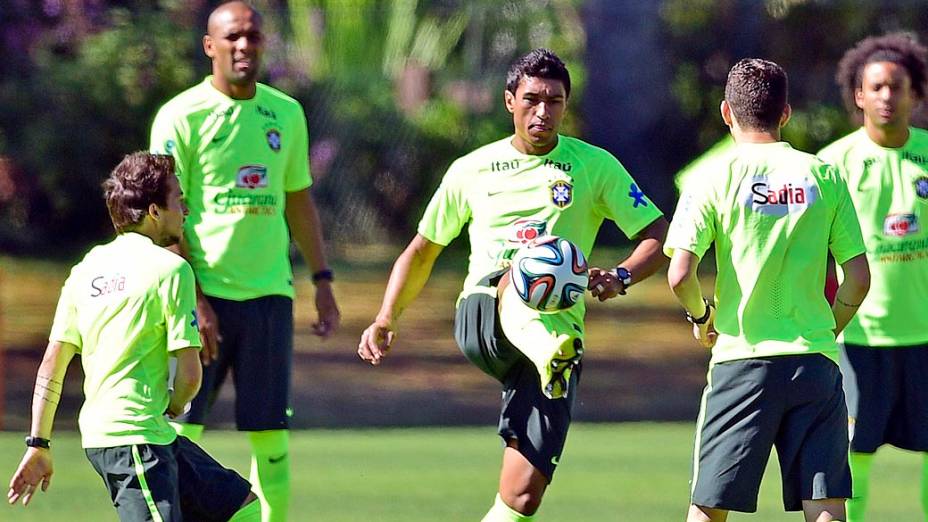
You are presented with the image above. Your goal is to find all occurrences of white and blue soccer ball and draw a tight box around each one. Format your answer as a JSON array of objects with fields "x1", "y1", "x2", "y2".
[{"x1": 509, "y1": 236, "x2": 589, "y2": 312}]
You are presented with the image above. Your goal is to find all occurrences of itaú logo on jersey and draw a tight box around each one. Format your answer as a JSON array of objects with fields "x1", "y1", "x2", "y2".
[
  {"x1": 742, "y1": 177, "x2": 817, "y2": 216},
  {"x1": 883, "y1": 213, "x2": 919, "y2": 237},
  {"x1": 236, "y1": 165, "x2": 268, "y2": 189}
]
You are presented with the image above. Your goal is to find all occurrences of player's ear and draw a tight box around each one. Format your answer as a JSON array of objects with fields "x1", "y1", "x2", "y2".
[
  {"x1": 854, "y1": 88, "x2": 865, "y2": 111},
  {"x1": 720, "y1": 100, "x2": 733, "y2": 127},
  {"x1": 203, "y1": 34, "x2": 215, "y2": 58},
  {"x1": 148, "y1": 203, "x2": 161, "y2": 221},
  {"x1": 779, "y1": 103, "x2": 792, "y2": 128},
  {"x1": 504, "y1": 89, "x2": 516, "y2": 114}
]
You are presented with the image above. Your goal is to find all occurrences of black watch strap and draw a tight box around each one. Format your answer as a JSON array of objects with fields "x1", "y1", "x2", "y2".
[
  {"x1": 685, "y1": 298, "x2": 714, "y2": 325},
  {"x1": 25, "y1": 436, "x2": 50, "y2": 449},
  {"x1": 311, "y1": 269, "x2": 334, "y2": 284}
]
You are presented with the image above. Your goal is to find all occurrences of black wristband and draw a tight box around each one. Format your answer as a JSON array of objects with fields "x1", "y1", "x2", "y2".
[
  {"x1": 685, "y1": 298, "x2": 714, "y2": 325},
  {"x1": 25, "y1": 436, "x2": 50, "y2": 449},
  {"x1": 311, "y1": 269, "x2": 334, "y2": 284}
]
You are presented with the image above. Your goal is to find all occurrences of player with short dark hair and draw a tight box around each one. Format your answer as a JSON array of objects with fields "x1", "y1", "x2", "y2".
[
  {"x1": 818, "y1": 32, "x2": 928, "y2": 522},
  {"x1": 358, "y1": 48, "x2": 668, "y2": 521},
  {"x1": 666, "y1": 58, "x2": 870, "y2": 521},
  {"x1": 150, "y1": 3, "x2": 340, "y2": 519},
  {"x1": 7, "y1": 152, "x2": 260, "y2": 521}
]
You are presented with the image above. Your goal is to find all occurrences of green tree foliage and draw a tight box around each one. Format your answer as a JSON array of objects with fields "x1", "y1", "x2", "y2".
[
  {"x1": 660, "y1": 0, "x2": 928, "y2": 159},
  {"x1": 0, "y1": 0, "x2": 585, "y2": 255}
]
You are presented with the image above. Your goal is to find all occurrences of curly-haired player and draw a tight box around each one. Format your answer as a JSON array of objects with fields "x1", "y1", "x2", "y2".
[{"x1": 819, "y1": 32, "x2": 928, "y2": 522}]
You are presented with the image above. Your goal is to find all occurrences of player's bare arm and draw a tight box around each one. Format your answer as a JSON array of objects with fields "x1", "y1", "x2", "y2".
[
  {"x1": 831, "y1": 253, "x2": 870, "y2": 336},
  {"x1": 359, "y1": 234, "x2": 444, "y2": 365},
  {"x1": 589, "y1": 216, "x2": 669, "y2": 301},
  {"x1": 668, "y1": 249, "x2": 717, "y2": 348},
  {"x1": 171, "y1": 234, "x2": 222, "y2": 365},
  {"x1": 167, "y1": 347, "x2": 203, "y2": 418},
  {"x1": 8, "y1": 341, "x2": 77, "y2": 506},
  {"x1": 286, "y1": 188, "x2": 340, "y2": 338}
]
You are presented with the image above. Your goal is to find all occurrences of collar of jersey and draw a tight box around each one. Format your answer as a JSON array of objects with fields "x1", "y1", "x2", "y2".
[{"x1": 202, "y1": 76, "x2": 259, "y2": 104}]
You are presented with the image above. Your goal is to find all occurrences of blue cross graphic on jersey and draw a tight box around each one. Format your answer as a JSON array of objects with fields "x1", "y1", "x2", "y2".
[{"x1": 629, "y1": 183, "x2": 648, "y2": 208}]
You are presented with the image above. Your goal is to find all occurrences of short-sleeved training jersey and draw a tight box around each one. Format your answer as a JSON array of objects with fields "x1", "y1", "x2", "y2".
[
  {"x1": 818, "y1": 127, "x2": 928, "y2": 347},
  {"x1": 418, "y1": 135, "x2": 663, "y2": 333},
  {"x1": 150, "y1": 77, "x2": 312, "y2": 300},
  {"x1": 49, "y1": 233, "x2": 201, "y2": 448},
  {"x1": 665, "y1": 141, "x2": 866, "y2": 365}
]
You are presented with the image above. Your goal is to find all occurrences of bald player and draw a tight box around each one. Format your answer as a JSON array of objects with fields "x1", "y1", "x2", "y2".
[{"x1": 150, "y1": 3, "x2": 340, "y2": 520}]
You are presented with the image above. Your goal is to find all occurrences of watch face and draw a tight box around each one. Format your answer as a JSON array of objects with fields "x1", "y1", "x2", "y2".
[{"x1": 616, "y1": 267, "x2": 632, "y2": 284}]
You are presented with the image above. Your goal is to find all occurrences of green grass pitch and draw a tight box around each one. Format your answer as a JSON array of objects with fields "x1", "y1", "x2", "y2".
[{"x1": 1, "y1": 424, "x2": 923, "y2": 520}]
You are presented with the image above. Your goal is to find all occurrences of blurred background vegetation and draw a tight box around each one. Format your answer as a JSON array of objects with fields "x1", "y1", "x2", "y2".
[{"x1": 2, "y1": 0, "x2": 928, "y2": 258}]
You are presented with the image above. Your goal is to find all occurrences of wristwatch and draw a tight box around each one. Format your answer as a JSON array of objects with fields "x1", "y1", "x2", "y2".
[
  {"x1": 25, "y1": 436, "x2": 50, "y2": 449},
  {"x1": 614, "y1": 267, "x2": 632, "y2": 287},
  {"x1": 685, "y1": 298, "x2": 714, "y2": 325}
]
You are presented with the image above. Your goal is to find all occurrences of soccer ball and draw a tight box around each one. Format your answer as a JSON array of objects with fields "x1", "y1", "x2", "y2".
[{"x1": 509, "y1": 236, "x2": 589, "y2": 312}]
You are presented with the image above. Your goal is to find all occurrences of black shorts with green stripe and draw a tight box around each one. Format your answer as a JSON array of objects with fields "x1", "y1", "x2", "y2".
[
  {"x1": 453, "y1": 270, "x2": 578, "y2": 482},
  {"x1": 85, "y1": 436, "x2": 251, "y2": 521},
  {"x1": 691, "y1": 354, "x2": 851, "y2": 513},
  {"x1": 841, "y1": 342, "x2": 928, "y2": 453}
]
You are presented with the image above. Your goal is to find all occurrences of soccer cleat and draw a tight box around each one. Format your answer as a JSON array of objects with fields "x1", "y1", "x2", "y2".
[
  {"x1": 541, "y1": 336, "x2": 583, "y2": 399},
  {"x1": 498, "y1": 282, "x2": 585, "y2": 399}
]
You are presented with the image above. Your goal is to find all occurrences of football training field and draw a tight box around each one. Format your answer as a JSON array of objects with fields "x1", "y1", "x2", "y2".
[{"x1": 1, "y1": 424, "x2": 921, "y2": 521}]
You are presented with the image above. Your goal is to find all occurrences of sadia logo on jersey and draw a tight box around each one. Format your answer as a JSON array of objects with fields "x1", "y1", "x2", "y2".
[
  {"x1": 883, "y1": 213, "x2": 919, "y2": 237},
  {"x1": 236, "y1": 165, "x2": 268, "y2": 189},
  {"x1": 508, "y1": 219, "x2": 548, "y2": 245},
  {"x1": 741, "y1": 176, "x2": 817, "y2": 216}
]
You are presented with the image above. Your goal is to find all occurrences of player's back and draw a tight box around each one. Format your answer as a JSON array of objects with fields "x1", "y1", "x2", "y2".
[
  {"x1": 53, "y1": 232, "x2": 196, "y2": 447},
  {"x1": 688, "y1": 141, "x2": 862, "y2": 363}
]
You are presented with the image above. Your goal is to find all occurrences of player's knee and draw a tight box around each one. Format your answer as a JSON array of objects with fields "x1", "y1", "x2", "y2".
[{"x1": 499, "y1": 488, "x2": 543, "y2": 516}]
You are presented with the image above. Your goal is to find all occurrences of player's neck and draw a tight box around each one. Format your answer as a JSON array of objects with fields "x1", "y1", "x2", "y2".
[
  {"x1": 210, "y1": 76, "x2": 257, "y2": 100},
  {"x1": 511, "y1": 135, "x2": 559, "y2": 156},
  {"x1": 863, "y1": 120, "x2": 910, "y2": 148},
  {"x1": 730, "y1": 129, "x2": 780, "y2": 144}
]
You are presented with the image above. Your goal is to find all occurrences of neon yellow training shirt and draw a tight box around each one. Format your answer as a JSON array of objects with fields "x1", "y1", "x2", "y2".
[
  {"x1": 665, "y1": 141, "x2": 866, "y2": 365},
  {"x1": 150, "y1": 77, "x2": 312, "y2": 300},
  {"x1": 818, "y1": 127, "x2": 928, "y2": 347},
  {"x1": 49, "y1": 233, "x2": 201, "y2": 448},
  {"x1": 418, "y1": 135, "x2": 663, "y2": 337}
]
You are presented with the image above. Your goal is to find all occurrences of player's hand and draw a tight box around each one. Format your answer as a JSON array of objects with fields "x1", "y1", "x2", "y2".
[
  {"x1": 693, "y1": 306, "x2": 718, "y2": 349},
  {"x1": 196, "y1": 295, "x2": 222, "y2": 366},
  {"x1": 588, "y1": 266, "x2": 626, "y2": 301},
  {"x1": 358, "y1": 318, "x2": 396, "y2": 366},
  {"x1": 8, "y1": 448, "x2": 53, "y2": 506},
  {"x1": 313, "y1": 281, "x2": 340, "y2": 338}
]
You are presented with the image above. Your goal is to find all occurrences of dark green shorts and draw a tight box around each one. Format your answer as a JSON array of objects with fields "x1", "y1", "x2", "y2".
[
  {"x1": 179, "y1": 295, "x2": 293, "y2": 431},
  {"x1": 453, "y1": 270, "x2": 578, "y2": 482},
  {"x1": 85, "y1": 436, "x2": 251, "y2": 521},
  {"x1": 841, "y1": 343, "x2": 928, "y2": 453},
  {"x1": 691, "y1": 354, "x2": 851, "y2": 513}
]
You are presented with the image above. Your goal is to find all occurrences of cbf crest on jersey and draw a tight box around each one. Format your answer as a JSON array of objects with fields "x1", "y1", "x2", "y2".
[
  {"x1": 266, "y1": 129, "x2": 281, "y2": 152},
  {"x1": 915, "y1": 176, "x2": 928, "y2": 199},
  {"x1": 741, "y1": 175, "x2": 818, "y2": 217},
  {"x1": 550, "y1": 180, "x2": 573, "y2": 208}
]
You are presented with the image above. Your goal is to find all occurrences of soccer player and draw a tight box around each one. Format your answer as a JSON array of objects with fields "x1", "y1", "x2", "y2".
[
  {"x1": 6, "y1": 152, "x2": 260, "y2": 521},
  {"x1": 666, "y1": 59, "x2": 871, "y2": 522},
  {"x1": 358, "y1": 48, "x2": 668, "y2": 521},
  {"x1": 149, "y1": 3, "x2": 339, "y2": 520},
  {"x1": 817, "y1": 33, "x2": 928, "y2": 522}
]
